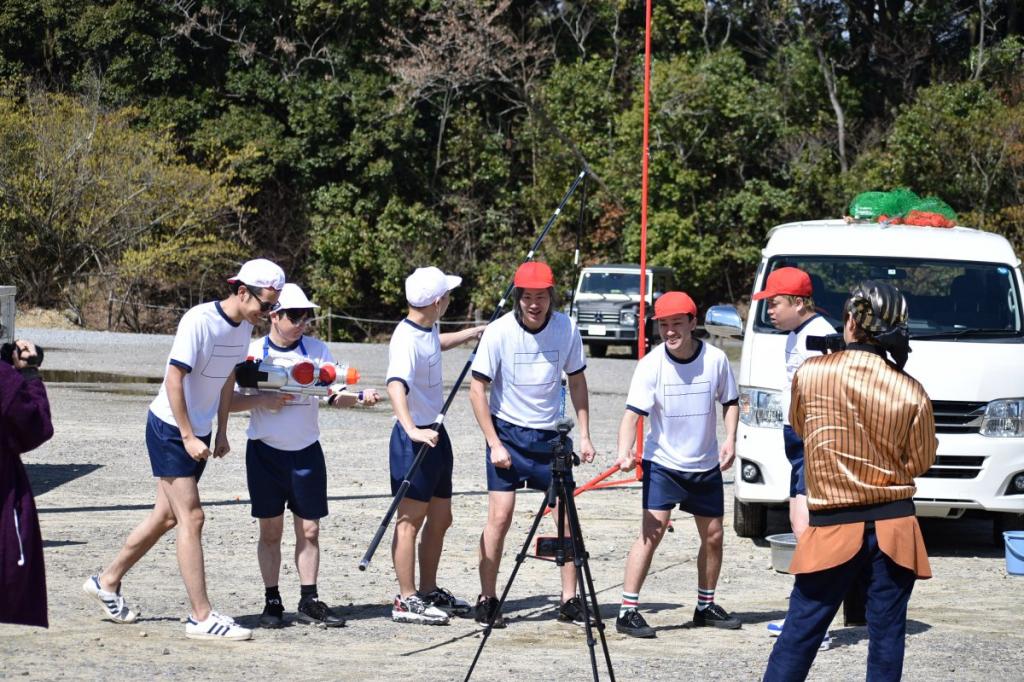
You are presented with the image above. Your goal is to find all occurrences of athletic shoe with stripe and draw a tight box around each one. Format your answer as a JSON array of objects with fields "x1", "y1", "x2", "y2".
[
  {"x1": 767, "y1": 619, "x2": 830, "y2": 649},
  {"x1": 391, "y1": 594, "x2": 449, "y2": 625},
  {"x1": 185, "y1": 611, "x2": 253, "y2": 641},
  {"x1": 419, "y1": 587, "x2": 471, "y2": 616},
  {"x1": 82, "y1": 575, "x2": 139, "y2": 624}
]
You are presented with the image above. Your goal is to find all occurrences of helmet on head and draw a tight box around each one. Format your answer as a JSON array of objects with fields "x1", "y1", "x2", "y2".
[
  {"x1": 846, "y1": 280, "x2": 911, "y2": 369},
  {"x1": 847, "y1": 280, "x2": 908, "y2": 334}
]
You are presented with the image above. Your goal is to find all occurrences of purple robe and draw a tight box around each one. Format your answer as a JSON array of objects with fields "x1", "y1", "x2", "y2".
[{"x1": 0, "y1": 362, "x2": 53, "y2": 627}]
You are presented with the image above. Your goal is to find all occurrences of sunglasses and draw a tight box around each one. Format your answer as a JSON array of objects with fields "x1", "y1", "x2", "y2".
[
  {"x1": 283, "y1": 309, "x2": 313, "y2": 324},
  {"x1": 248, "y1": 288, "x2": 277, "y2": 313}
]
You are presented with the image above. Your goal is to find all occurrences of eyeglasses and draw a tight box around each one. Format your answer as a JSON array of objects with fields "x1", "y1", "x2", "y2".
[
  {"x1": 283, "y1": 309, "x2": 313, "y2": 324},
  {"x1": 247, "y1": 288, "x2": 277, "y2": 313}
]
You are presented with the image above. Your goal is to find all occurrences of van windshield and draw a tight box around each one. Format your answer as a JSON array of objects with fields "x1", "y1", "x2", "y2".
[
  {"x1": 579, "y1": 271, "x2": 649, "y2": 296},
  {"x1": 755, "y1": 257, "x2": 1024, "y2": 341}
]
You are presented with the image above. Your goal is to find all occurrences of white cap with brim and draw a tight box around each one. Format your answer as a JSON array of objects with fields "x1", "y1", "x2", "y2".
[
  {"x1": 227, "y1": 258, "x2": 286, "y2": 291},
  {"x1": 275, "y1": 283, "x2": 319, "y2": 311},
  {"x1": 405, "y1": 266, "x2": 462, "y2": 307}
]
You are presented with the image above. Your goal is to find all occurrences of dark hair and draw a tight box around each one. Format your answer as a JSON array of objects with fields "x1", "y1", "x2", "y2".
[
  {"x1": 230, "y1": 281, "x2": 265, "y2": 296},
  {"x1": 511, "y1": 286, "x2": 559, "y2": 324}
]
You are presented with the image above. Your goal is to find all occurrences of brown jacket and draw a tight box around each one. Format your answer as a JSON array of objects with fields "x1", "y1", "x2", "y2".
[
  {"x1": 788, "y1": 344, "x2": 937, "y2": 578},
  {"x1": 790, "y1": 346, "x2": 936, "y2": 511}
]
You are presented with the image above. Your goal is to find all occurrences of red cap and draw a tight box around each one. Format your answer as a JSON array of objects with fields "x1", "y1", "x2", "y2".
[
  {"x1": 513, "y1": 261, "x2": 555, "y2": 289},
  {"x1": 752, "y1": 267, "x2": 813, "y2": 301},
  {"x1": 652, "y1": 292, "x2": 698, "y2": 320}
]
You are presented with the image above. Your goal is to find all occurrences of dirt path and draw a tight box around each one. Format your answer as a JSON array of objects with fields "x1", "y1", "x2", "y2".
[{"x1": 1, "y1": 329, "x2": 1020, "y2": 680}]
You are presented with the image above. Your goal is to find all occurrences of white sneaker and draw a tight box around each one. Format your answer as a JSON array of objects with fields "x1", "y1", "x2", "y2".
[
  {"x1": 767, "y1": 619, "x2": 784, "y2": 636},
  {"x1": 391, "y1": 594, "x2": 449, "y2": 625},
  {"x1": 185, "y1": 611, "x2": 252, "y2": 641},
  {"x1": 82, "y1": 575, "x2": 139, "y2": 624},
  {"x1": 819, "y1": 632, "x2": 833, "y2": 651}
]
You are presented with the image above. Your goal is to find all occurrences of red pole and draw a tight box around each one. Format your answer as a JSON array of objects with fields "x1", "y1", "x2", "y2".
[
  {"x1": 634, "y1": 0, "x2": 654, "y2": 474},
  {"x1": 569, "y1": 0, "x2": 655, "y2": 500}
]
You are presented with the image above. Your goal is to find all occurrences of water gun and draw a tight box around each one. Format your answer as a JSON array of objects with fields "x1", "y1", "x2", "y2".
[{"x1": 234, "y1": 357, "x2": 360, "y2": 399}]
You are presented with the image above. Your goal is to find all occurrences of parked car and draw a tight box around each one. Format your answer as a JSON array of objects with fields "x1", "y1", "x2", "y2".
[
  {"x1": 706, "y1": 219, "x2": 1024, "y2": 544},
  {"x1": 570, "y1": 264, "x2": 675, "y2": 357}
]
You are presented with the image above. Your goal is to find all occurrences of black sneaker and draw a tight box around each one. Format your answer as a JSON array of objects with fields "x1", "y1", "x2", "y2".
[
  {"x1": 557, "y1": 597, "x2": 585, "y2": 623},
  {"x1": 615, "y1": 609, "x2": 655, "y2": 638},
  {"x1": 297, "y1": 598, "x2": 346, "y2": 628},
  {"x1": 420, "y1": 587, "x2": 472, "y2": 616},
  {"x1": 692, "y1": 603, "x2": 741, "y2": 629},
  {"x1": 474, "y1": 595, "x2": 506, "y2": 629},
  {"x1": 259, "y1": 599, "x2": 285, "y2": 628}
]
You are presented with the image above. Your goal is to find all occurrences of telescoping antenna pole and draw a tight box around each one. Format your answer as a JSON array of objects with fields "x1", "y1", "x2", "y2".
[{"x1": 359, "y1": 168, "x2": 589, "y2": 571}]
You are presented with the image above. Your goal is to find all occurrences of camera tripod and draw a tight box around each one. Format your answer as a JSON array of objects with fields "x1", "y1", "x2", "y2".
[{"x1": 465, "y1": 420, "x2": 615, "y2": 681}]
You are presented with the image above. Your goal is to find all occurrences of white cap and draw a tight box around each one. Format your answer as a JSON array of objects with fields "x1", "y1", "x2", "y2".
[
  {"x1": 275, "y1": 283, "x2": 319, "y2": 311},
  {"x1": 405, "y1": 267, "x2": 462, "y2": 307},
  {"x1": 227, "y1": 258, "x2": 285, "y2": 291}
]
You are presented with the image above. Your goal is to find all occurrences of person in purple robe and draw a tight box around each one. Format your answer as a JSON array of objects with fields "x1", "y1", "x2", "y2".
[{"x1": 0, "y1": 335, "x2": 53, "y2": 628}]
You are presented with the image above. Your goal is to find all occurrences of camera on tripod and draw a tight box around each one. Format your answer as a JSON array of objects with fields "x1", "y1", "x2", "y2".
[{"x1": 806, "y1": 333, "x2": 846, "y2": 354}]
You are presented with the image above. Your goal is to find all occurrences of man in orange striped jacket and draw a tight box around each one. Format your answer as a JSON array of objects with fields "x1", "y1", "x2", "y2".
[{"x1": 764, "y1": 281, "x2": 937, "y2": 682}]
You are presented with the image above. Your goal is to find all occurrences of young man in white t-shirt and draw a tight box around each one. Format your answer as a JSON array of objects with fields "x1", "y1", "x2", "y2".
[
  {"x1": 386, "y1": 267, "x2": 485, "y2": 625},
  {"x1": 84, "y1": 258, "x2": 285, "y2": 641},
  {"x1": 613, "y1": 291, "x2": 741, "y2": 638},
  {"x1": 752, "y1": 266, "x2": 835, "y2": 646},
  {"x1": 469, "y1": 261, "x2": 596, "y2": 628},
  {"x1": 230, "y1": 283, "x2": 380, "y2": 629}
]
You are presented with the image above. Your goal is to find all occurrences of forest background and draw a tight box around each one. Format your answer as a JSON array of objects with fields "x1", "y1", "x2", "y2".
[{"x1": 1, "y1": 0, "x2": 1022, "y2": 337}]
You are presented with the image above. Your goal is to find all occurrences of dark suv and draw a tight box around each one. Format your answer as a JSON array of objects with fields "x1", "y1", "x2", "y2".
[{"x1": 569, "y1": 264, "x2": 675, "y2": 357}]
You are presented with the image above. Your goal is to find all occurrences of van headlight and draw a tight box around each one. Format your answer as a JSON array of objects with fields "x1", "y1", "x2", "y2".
[
  {"x1": 980, "y1": 399, "x2": 1024, "y2": 437},
  {"x1": 620, "y1": 309, "x2": 637, "y2": 326},
  {"x1": 739, "y1": 388, "x2": 783, "y2": 428}
]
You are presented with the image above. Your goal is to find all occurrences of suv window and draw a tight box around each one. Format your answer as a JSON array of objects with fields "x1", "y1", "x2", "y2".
[
  {"x1": 580, "y1": 271, "x2": 647, "y2": 295},
  {"x1": 754, "y1": 256, "x2": 1023, "y2": 341}
]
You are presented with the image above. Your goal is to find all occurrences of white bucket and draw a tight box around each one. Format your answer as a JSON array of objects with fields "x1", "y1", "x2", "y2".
[{"x1": 766, "y1": 533, "x2": 797, "y2": 574}]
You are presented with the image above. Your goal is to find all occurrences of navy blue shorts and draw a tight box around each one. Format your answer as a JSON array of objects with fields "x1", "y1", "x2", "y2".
[
  {"x1": 146, "y1": 411, "x2": 209, "y2": 479},
  {"x1": 246, "y1": 439, "x2": 328, "y2": 520},
  {"x1": 783, "y1": 425, "x2": 806, "y2": 497},
  {"x1": 642, "y1": 461, "x2": 724, "y2": 517},
  {"x1": 389, "y1": 423, "x2": 453, "y2": 502},
  {"x1": 485, "y1": 417, "x2": 575, "y2": 492}
]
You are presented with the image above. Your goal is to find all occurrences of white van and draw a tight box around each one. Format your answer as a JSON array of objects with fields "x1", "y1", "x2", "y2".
[{"x1": 706, "y1": 219, "x2": 1024, "y2": 543}]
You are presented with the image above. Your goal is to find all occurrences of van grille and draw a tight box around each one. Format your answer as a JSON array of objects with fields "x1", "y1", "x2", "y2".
[
  {"x1": 931, "y1": 400, "x2": 986, "y2": 434},
  {"x1": 920, "y1": 455, "x2": 986, "y2": 479}
]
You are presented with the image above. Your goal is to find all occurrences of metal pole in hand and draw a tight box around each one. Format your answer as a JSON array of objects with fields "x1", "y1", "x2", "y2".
[{"x1": 359, "y1": 168, "x2": 588, "y2": 571}]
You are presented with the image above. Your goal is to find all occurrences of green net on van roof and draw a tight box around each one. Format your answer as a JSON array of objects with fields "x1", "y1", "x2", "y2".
[{"x1": 847, "y1": 189, "x2": 957, "y2": 227}]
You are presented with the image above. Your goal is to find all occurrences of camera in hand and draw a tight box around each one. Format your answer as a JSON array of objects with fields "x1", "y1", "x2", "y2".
[
  {"x1": 1, "y1": 342, "x2": 44, "y2": 367},
  {"x1": 806, "y1": 333, "x2": 846, "y2": 354}
]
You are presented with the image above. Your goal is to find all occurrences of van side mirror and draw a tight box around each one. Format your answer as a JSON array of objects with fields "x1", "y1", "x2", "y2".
[{"x1": 704, "y1": 305, "x2": 744, "y2": 339}]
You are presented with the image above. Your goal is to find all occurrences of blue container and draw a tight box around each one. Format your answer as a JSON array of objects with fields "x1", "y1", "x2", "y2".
[{"x1": 1004, "y1": 530, "x2": 1024, "y2": 575}]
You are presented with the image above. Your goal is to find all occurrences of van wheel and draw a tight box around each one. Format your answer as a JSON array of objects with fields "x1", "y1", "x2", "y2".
[
  {"x1": 588, "y1": 343, "x2": 607, "y2": 358},
  {"x1": 733, "y1": 498, "x2": 767, "y2": 538},
  {"x1": 993, "y1": 512, "x2": 1024, "y2": 546}
]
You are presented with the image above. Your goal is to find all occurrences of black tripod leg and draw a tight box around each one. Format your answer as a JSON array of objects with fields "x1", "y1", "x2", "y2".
[
  {"x1": 560, "y1": 478, "x2": 616, "y2": 681},
  {"x1": 465, "y1": 492, "x2": 553, "y2": 682}
]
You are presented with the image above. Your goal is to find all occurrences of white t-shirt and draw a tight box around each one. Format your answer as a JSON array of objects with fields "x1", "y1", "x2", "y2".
[
  {"x1": 245, "y1": 335, "x2": 332, "y2": 451},
  {"x1": 782, "y1": 314, "x2": 836, "y2": 426},
  {"x1": 150, "y1": 301, "x2": 253, "y2": 437},
  {"x1": 470, "y1": 311, "x2": 586, "y2": 430},
  {"x1": 386, "y1": 319, "x2": 444, "y2": 427},
  {"x1": 625, "y1": 340, "x2": 739, "y2": 472}
]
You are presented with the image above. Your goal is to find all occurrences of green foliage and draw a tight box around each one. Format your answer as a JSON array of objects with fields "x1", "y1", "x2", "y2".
[
  {"x1": 0, "y1": 1, "x2": 1022, "y2": 331},
  {"x1": 0, "y1": 90, "x2": 248, "y2": 320}
]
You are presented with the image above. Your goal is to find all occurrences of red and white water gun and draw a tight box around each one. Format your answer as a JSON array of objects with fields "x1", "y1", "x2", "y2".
[{"x1": 235, "y1": 357, "x2": 361, "y2": 400}]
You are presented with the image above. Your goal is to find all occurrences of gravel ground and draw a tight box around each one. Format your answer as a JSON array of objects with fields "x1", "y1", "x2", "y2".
[{"x1": 1, "y1": 327, "x2": 1020, "y2": 681}]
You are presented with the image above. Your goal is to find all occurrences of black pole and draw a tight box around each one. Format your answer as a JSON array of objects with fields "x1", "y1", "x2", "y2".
[
  {"x1": 359, "y1": 168, "x2": 588, "y2": 571},
  {"x1": 568, "y1": 171, "x2": 587, "y2": 319}
]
